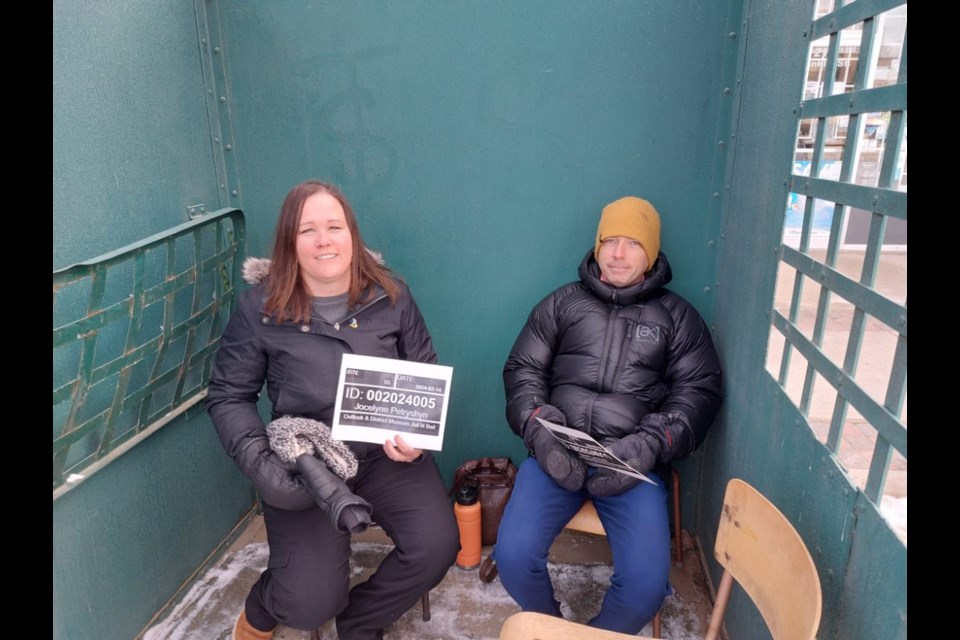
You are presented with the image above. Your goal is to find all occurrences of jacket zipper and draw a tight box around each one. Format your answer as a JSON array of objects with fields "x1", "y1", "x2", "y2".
[
  {"x1": 330, "y1": 292, "x2": 388, "y2": 331},
  {"x1": 596, "y1": 306, "x2": 619, "y2": 392}
]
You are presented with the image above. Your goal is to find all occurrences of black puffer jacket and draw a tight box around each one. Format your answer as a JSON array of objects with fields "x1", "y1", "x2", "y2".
[
  {"x1": 503, "y1": 250, "x2": 722, "y2": 476},
  {"x1": 206, "y1": 266, "x2": 437, "y2": 511}
]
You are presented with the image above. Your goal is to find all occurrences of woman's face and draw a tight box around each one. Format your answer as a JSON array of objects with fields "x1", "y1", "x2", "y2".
[{"x1": 296, "y1": 191, "x2": 354, "y2": 296}]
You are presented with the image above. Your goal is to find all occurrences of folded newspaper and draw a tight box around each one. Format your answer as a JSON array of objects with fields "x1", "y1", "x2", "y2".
[{"x1": 536, "y1": 418, "x2": 656, "y2": 485}]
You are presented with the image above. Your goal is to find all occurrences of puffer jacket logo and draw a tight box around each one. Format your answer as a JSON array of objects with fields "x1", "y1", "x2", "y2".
[{"x1": 631, "y1": 324, "x2": 661, "y2": 344}]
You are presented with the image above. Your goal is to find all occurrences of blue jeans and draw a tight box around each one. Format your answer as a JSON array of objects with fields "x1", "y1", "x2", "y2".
[{"x1": 494, "y1": 458, "x2": 671, "y2": 634}]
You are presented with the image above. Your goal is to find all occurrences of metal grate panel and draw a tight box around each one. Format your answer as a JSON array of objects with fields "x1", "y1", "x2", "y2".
[
  {"x1": 767, "y1": 0, "x2": 906, "y2": 507},
  {"x1": 52, "y1": 209, "x2": 245, "y2": 498}
]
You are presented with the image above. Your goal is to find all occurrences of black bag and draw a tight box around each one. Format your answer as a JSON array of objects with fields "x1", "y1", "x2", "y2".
[{"x1": 450, "y1": 457, "x2": 518, "y2": 546}]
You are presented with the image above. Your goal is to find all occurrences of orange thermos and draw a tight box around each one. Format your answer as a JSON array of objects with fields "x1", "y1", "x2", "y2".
[{"x1": 454, "y1": 480, "x2": 482, "y2": 570}]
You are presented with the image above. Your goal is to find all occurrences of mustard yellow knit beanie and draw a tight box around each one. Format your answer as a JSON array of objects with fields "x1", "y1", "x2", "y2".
[{"x1": 594, "y1": 196, "x2": 661, "y2": 272}]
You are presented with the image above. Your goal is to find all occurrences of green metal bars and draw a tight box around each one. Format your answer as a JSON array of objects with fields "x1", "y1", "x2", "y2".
[
  {"x1": 772, "y1": 0, "x2": 907, "y2": 505},
  {"x1": 53, "y1": 209, "x2": 245, "y2": 498}
]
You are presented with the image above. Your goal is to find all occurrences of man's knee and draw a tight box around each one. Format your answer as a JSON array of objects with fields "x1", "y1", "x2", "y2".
[
  {"x1": 493, "y1": 528, "x2": 548, "y2": 583},
  {"x1": 613, "y1": 559, "x2": 670, "y2": 612}
]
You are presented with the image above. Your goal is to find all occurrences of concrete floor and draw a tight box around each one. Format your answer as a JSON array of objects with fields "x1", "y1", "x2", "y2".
[{"x1": 143, "y1": 516, "x2": 716, "y2": 640}]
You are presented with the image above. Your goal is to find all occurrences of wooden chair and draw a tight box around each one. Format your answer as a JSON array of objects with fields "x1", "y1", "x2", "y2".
[
  {"x1": 705, "y1": 478, "x2": 821, "y2": 640},
  {"x1": 500, "y1": 611, "x2": 640, "y2": 640},
  {"x1": 483, "y1": 468, "x2": 682, "y2": 639},
  {"x1": 499, "y1": 477, "x2": 822, "y2": 640}
]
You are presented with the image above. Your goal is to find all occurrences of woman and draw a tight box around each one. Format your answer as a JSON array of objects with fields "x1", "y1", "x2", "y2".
[{"x1": 207, "y1": 180, "x2": 459, "y2": 640}]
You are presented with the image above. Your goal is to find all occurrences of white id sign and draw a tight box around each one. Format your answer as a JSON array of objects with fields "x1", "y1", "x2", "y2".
[{"x1": 331, "y1": 354, "x2": 453, "y2": 451}]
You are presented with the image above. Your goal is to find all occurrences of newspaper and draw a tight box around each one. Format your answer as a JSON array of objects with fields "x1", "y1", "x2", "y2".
[{"x1": 536, "y1": 418, "x2": 656, "y2": 485}]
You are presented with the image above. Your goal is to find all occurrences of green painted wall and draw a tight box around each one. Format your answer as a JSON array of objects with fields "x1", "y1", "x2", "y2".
[
  {"x1": 53, "y1": 0, "x2": 224, "y2": 271},
  {"x1": 53, "y1": 2, "x2": 253, "y2": 638},
  {"x1": 216, "y1": 0, "x2": 738, "y2": 489},
  {"x1": 705, "y1": 1, "x2": 907, "y2": 638},
  {"x1": 52, "y1": 410, "x2": 254, "y2": 640}
]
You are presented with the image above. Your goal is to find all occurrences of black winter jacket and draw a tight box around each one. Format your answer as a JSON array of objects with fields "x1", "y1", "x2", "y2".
[
  {"x1": 503, "y1": 250, "x2": 722, "y2": 477},
  {"x1": 206, "y1": 271, "x2": 437, "y2": 511}
]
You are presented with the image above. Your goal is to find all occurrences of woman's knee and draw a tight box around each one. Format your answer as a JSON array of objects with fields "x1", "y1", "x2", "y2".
[
  {"x1": 400, "y1": 516, "x2": 460, "y2": 574},
  {"x1": 272, "y1": 580, "x2": 349, "y2": 630},
  {"x1": 425, "y1": 517, "x2": 461, "y2": 569}
]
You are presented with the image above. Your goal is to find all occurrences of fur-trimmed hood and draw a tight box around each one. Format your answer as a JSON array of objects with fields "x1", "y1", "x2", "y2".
[{"x1": 242, "y1": 248, "x2": 386, "y2": 285}]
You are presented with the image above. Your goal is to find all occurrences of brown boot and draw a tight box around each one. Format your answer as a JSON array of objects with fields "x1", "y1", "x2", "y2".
[{"x1": 232, "y1": 610, "x2": 275, "y2": 640}]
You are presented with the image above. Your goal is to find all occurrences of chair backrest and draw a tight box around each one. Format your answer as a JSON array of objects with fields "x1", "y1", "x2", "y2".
[{"x1": 707, "y1": 478, "x2": 822, "y2": 640}]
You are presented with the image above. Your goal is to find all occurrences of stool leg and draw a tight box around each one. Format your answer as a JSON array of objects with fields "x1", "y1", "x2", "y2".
[
  {"x1": 310, "y1": 629, "x2": 321, "y2": 640},
  {"x1": 671, "y1": 468, "x2": 683, "y2": 564},
  {"x1": 421, "y1": 591, "x2": 431, "y2": 621},
  {"x1": 653, "y1": 611, "x2": 662, "y2": 638}
]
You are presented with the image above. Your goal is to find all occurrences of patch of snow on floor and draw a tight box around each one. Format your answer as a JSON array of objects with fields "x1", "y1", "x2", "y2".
[
  {"x1": 143, "y1": 542, "x2": 269, "y2": 640},
  {"x1": 880, "y1": 495, "x2": 907, "y2": 545}
]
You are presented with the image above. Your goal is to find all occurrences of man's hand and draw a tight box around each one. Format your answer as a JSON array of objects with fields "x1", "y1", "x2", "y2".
[
  {"x1": 523, "y1": 405, "x2": 586, "y2": 491},
  {"x1": 384, "y1": 434, "x2": 423, "y2": 463},
  {"x1": 525, "y1": 403, "x2": 567, "y2": 431},
  {"x1": 586, "y1": 432, "x2": 661, "y2": 497}
]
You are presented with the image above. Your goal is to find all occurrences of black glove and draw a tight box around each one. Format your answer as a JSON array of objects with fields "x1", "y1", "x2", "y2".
[
  {"x1": 296, "y1": 454, "x2": 373, "y2": 533},
  {"x1": 523, "y1": 405, "x2": 586, "y2": 491},
  {"x1": 235, "y1": 439, "x2": 316, "y2": 511},
  {"x1": 586, "y1": 432, "x2": 661, "y2": 497}
]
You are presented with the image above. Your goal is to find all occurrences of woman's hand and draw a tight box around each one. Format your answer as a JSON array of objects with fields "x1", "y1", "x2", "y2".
[{"x1": 383, "y1": 434, "x2": 423, "y2": 463}]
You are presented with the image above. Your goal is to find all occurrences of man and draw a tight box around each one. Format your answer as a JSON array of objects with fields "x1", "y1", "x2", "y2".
[{"x1": 496, "y1": 196, "x2": 723, "y2": 634}]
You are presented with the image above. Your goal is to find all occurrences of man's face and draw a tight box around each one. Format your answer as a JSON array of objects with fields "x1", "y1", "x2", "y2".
[{"x1": 597, "y1": 236, "x2": 650, "y2": 288}]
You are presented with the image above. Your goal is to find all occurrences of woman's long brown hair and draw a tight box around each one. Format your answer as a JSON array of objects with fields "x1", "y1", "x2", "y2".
[{"x1": 263, "y1": 180, "x2": 400, "y2": 322}]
